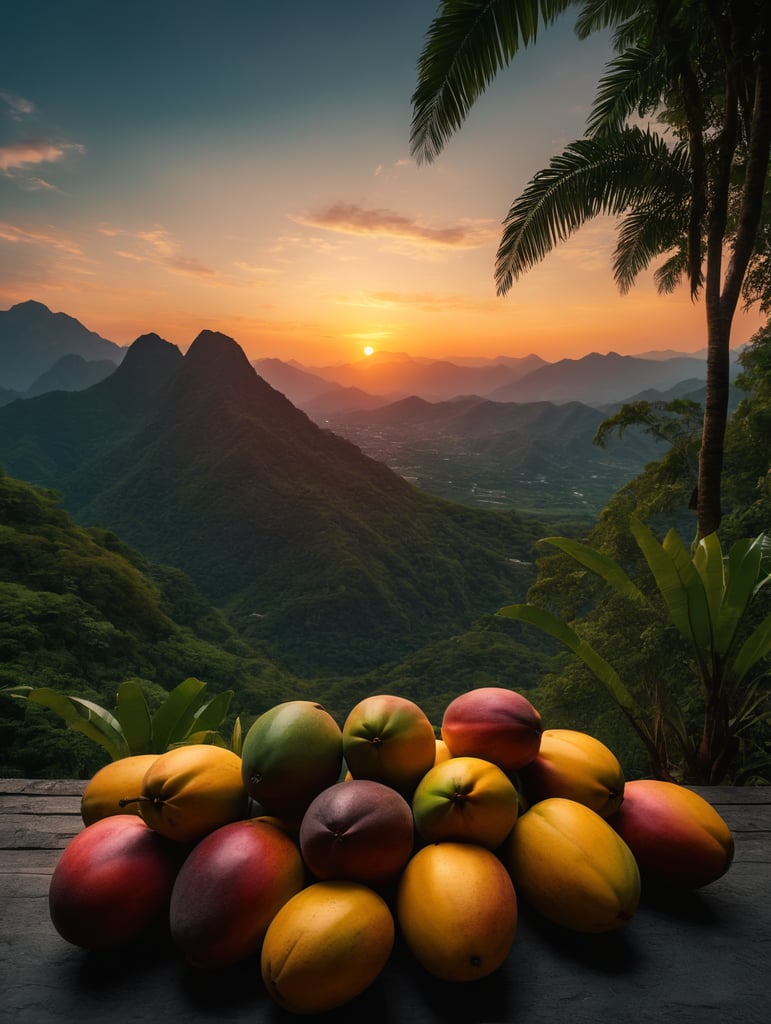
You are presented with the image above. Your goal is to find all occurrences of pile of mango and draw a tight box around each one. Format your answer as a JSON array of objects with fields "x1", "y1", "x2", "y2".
[{"x1": 49, "y1": 688, "x2": 735, "y2": 1015}]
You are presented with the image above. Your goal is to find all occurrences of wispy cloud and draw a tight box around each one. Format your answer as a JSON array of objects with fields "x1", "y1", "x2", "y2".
[
  {"x1": 0, "y1": 140, "x2": 85, "y2": 173},
  {"x1": 292, "y1": 202, "x2": 496, "y2": 251},
  {"x1": 0, "y1": 90, "x2": 35, "y2": 120},
  {"x1": 100, "y1": 224, "x2": 217, "y2": 279},
  {"x1": 331, "y1": 288, "x2": 499, "y2": 315},
  {"x1": 0, "y1": 221, "x2": 83, "y2": 255}
]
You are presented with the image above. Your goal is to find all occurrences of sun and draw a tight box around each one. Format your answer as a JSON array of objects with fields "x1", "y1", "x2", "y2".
[{"x1": 363, "y1": 345, "x2": 375, "y2": 357}]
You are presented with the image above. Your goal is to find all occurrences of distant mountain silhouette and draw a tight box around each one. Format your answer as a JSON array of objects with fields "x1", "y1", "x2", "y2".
[
  {"x1": 271, "y1": 349, "x2": 725, "y2": 408},
  {"x1": 25, "y1": 353, "x2": 118, "y2": 397},
  {"x1": 252, "y1": 357, "x2": 385, "y2": 417},
  {"x1": 0, "y1": 300, "x2": 124, "y2": 391},
  {"x1": 0, "y1": 332, "x2": 183, "y2": 487},
  {"x1": 0, "y1": 329, "x2": 538, "y2": 674},
  {"x1": 487, "y1": 351, "x2": 719, "y2": 405},
  {"x1": 291, "y1": 350, "x2": 546, "y2": 403}
]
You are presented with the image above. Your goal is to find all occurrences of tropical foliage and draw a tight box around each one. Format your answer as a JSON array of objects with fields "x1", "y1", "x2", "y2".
[
  {"x1": 4, "y1": 678, "x2": 242, "y2": 761},
  {"x1": 500, "y1": 519, "x2": 771, "y2": 784},
  {"x1": 411, "y1": 0, "x2": 771, "y2": 537}
]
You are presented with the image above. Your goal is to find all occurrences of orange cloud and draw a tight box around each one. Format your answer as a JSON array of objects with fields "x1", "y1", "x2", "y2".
[
  {"x1": 0, "y1": 140, "x2": 84, "y2": 173},
  {"x1": 0, "y1": 221, "x2": 83, "y2": 255},
  {"x1": 102, "y1": 224, "x2": 217, "y2": 279},
  {"x1": 292, "y1": 202, "x2": 496, "y2": 250}
]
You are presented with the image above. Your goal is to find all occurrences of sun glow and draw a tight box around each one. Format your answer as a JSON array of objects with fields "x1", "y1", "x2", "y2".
[{"x1": 363, "y1": 345, "x2": 375, "y2": 357}]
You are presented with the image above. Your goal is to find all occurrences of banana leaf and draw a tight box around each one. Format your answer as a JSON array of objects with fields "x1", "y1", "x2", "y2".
[
  {"x1": 662, "y1": 528, "x2": 713, "y2": 656},
  {"x1": 730, "y1": 612, "x2": 771, "y2": 685},
  {"x1": 190, "y1": 690, "x2": 234, "y2": 734},
  {"x1": 25, "y1": 688, "x2": 128, "y2": 760},
  {"x1": 716, "y1": 535, "x2": 765, "y2": 657},
  {"x1": 150, "y1": 677, "x2": 208, "y2": 752},
  {"x1": 692, "y1": 532, "x2": 724, "y2": 638},
  {"x1": 540, "y1": 536, "x2": 647, "y2": 604},
  {"x1": 631, "y1": 519, "x2": 711, "y2": 660},
  {"x1": 231, "y1": 716, "x2": 243, "y2": 757},
  {"x1": 498, "y1": 602, "x2": 643, "y2": 717},
  {"x1": 116, "y1": 680, "x2": 153, "y2": 754}
]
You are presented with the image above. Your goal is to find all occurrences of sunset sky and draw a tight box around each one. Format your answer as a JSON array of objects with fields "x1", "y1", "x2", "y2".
[{"x1": 1, "y1": 1, "x2": 764, "y2": 367}]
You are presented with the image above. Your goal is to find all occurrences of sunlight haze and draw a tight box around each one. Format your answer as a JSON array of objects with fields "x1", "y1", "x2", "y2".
[{"x1": 0, "y1": 1, "x2": 763, "y2": 365}]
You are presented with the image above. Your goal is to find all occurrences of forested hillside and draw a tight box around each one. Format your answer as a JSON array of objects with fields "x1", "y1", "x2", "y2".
[
  {"x1": 0, "y1": 473, "x2": 302, "y2": 778},
  {"x1": 0, "y1": 330, "x2": 542, "y2": 674}
]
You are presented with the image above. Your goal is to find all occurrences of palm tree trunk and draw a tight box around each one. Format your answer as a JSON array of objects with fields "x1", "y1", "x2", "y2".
[
  {"x1": 697, "y1": 311, "x2": 731, "y2": 538},
  {"x1": 696, "y1": 16, "x2": 771, "y2": 539}
]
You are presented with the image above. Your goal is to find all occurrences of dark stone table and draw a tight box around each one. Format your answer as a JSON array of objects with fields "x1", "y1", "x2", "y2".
[{"x1": 2, "y1": 780, "x2": 769, "y2": 1023}]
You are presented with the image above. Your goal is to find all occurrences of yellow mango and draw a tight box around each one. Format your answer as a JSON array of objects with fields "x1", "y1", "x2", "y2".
[
  {"x1": 411, "y1": 756, "x2": 519, "y2": 849},
  {"x1": 261, "y1": 880, "x2": 394, "y2": 1014},
  {"x1": 81, "y1": 754, "x2": 159, "y2": 826},
  {"x1": 506, "y1": 797, "x2": 640, "y2": 933},
  {"x1": 396, "y1": 841, "x2": 517, "y2": 981},
  {"x1": 520, "y1": 728, "x2": 625, "y2": 817},
  {"x1": 120, "y1": 744, "x2": 249, "y2": 843}
]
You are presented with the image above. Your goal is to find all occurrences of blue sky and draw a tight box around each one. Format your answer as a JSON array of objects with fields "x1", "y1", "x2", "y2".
[{"x1": 1, "y1": 1, "x2": 763, "y2": 365}]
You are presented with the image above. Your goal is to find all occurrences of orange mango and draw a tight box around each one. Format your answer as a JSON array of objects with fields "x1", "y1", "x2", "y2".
[
  {"x1": 122, "y1": 744, "x2": 248, "y2": 843},
  {"x1": 261, "y1": 880, "x2": 394, "y2": 1013},
  {"x1": 80, "y1": 754, "x2": 159, "y2": 826},
  {"x1": 396, "y1": 841, "x2": 518, "y2": 981},
  {"x1": 506, "y1": 797, "x2": 640, "y2": 933},
  {"x1": 519, "y1": 728, "x2": 625, "y2": 817}
]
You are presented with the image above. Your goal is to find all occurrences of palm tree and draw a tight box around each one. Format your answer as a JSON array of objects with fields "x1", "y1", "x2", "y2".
[{"x1": 411, "y1": 0, "x2": 771, "y2": 539}]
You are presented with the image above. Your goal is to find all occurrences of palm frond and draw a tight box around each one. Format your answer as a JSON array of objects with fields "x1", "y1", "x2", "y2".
[
  {"x1": 495, "y1": 126, "x2": 682, "y2": 294},
  {"x1": 410, "y1": 0, "x2": 572, "y2": 164},
  {"x1": 653, "y1": 249, "x2": 689, "y2": 293},
  {"x1": 574, "y1": 0, "x2": 652, "y2": 49},
  {"x1": 586, "y1": 45, "x2": 666, "y2": 136},
  {"x1": 613, "y1": 196, "x2": 687, "y2": 293}
]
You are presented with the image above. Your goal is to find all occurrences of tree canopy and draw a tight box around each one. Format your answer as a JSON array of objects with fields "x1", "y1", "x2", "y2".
[{"x1": 412, "y1": 0, "x2": 771, "y2": 538}]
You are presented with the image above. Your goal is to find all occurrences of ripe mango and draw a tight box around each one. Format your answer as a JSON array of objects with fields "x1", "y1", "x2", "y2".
[
  {"x1": 81, "y1": 754, "x2": 159, "y2": 826},
  {"x1": 609, "y1": 779, "x2": 734, "y2": 888},
  {"x1": 441, "y1": 686, "x2": 542, "y2": 772},
  {"x1": 519, "y1": 728, "x2": 625, "y2": 817},
  {"x1": 121, "y1": 744, "x2": 248, "y2": 843},
  {"x1": 49, "y1": 815, "x2": 182, "y2": 949},
  {"x1": 299, "y1": 779, "x2": 415, "y2": 886},
  {"x1": 261, "y1": 880, "x2": 394, "y2": 1013},
  {"x1": 506, "y1": 797, "x2": 640, "y2": 932},
  {"x1": 241, "y1": 700, "x2": 343, "y2": 819},
  {"x1": 433, "y1": 738, "x2": 451, "y2": 765},
  {"x1": 342, "y1": 693, "x2": 437, "y2": 797},
  {"x1": 169, "y1": 817, "x2": 305, "y2": 968},
  {"x1": 396, "y1": 841, "x2": 518, "y2": 981},
  {"x1": 411, "y1": 755, "x2": 519, "y2": 849}
]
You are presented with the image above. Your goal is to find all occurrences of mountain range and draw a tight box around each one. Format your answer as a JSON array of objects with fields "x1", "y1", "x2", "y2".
[
  {"x1": 0, "y1": 300, "x2": 124, "y2": 394},
  {"x1": 1, "y1": 300, "x2": 740, "y2": 414},
  {"x1": 252, "y1": 348, "x2": 736, "y2": 414},
  {"x1": 0, "y1": 328, "x2": 540, "y2": 675}
]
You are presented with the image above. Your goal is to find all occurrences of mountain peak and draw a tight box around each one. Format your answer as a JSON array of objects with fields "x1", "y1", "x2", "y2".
[
  {"x1": 186, "y1": 329, "x2": 248, "y2": 357},
  {"x1": 10, "y1": 299, "x2": 52, "y2": 317},
  {"x1": 100, "y1": 332, "x2": 182, "y2": 402}
]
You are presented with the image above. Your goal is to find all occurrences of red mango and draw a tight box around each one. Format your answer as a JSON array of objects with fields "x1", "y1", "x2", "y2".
[
  {"x1": 49, "y1": 814, "x2": 182, "y2": 949},
  {"x1": 169, "y1": 817, "x2": 305, "y2": 968},
  {"x1": 609, "y1": 779, "x2": 735, "y2": 888}
]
